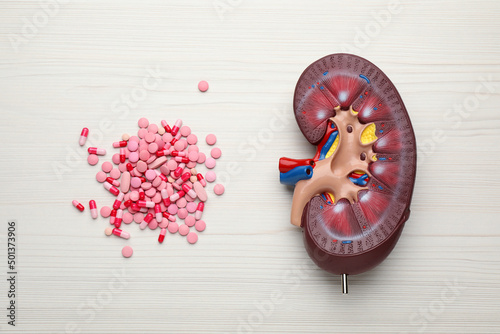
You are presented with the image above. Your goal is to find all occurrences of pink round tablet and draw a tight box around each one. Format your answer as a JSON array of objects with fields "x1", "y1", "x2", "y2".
[
  {"x1": 205, "y1": 158, "x2": 216, "y2": 169},
  {"x1": 168, "y1": 204, "x2": 178, "y2": 215},
  {"x1": 205, "y1": 171, "x2": 216, "y2": 183},
  {"x1": 211, "y1": 147, "x2": 222, "y2": 159},
  {"x1": 112, "y1": 153, "x2": 121, "y2": 165},
  {"x1": 206, "y1": 134, "x2": 216, "y2": 145},
  {"x1": 198, "y1": 80, "x2": 209, "y2": 92},
  {"x1": 186, "y1": 202, "x2": 197, "y2": 213},
  {"x1": 195, "y1": 220, "x2": 206, "y2": 232},
  {"x1": 214, "y1": 184, "x2": 225, "y2": 195},
  {"x1": 177, "y1": 208, "x2": 188, "y2": 219},
  {"x1": 176, "y1": 197, "x2": 187, "y2": 208},
  {"x1": 145, "y1": 169, "x2": 157, "y2": 181},
  {"x1": 173, "y1": 140, "x2": 185, "y2": 151},
  {"x1": 187, "y1": 232, "x2": 198, "y2": 244},
  {"x1": 167, "y1": 159, "x2": 178, "y2": 171},
  {"x1": 185, "y1": 215, "x2": 196, "y2": 227},
  {"x1": 188, "y1": 151, "x2": 199, "y2": 162},
  {"x1": 179, "y1": 224, "x2": 189, "y2": 236},
  {"x1": 180, "y1": 126, "x2": 191, "y2": 137},
  {"x1": 133, "y1": 212, "x2": 144, "y2": 223},
  {"x1": 100, "y1": 206, "x2": 112, "y2": 218},
  {"x1": 149, "y1": 219, "x2": 158, "y2": 230},
  {"x1": 138, "y1": 118, "x2": 149, "y2": 128},
  {"x1": 139, "y1": 150, "x2": 151, "y2": 161},
  {"x1": 168, "y1": 222, "x2": 179, "y2": 233},
  {"x1": 197, "y1": 152, "x2": 206, "y2": 164},
  {"x1": 128, "y1": 151, "x2": 139, "y2": 163},
  {"x1": 127, "y1": 140, "x2": 139, "y2": 152},
  {"x1": 188, "y1": 145, "x2": 199, "y2": 153},
  {"x1": 110, "y1": 168, "x2": 121, "y2": 179},
  {"x1": 122, "y1": 246, "x2": 133, "y2": 258},
  {"x1": 137, "y1": 161, "x2": 147, "y2": 173},
  {"x1": 148, "y1": 143, "x2": 158, "y2": 154},
  {"x1": 187, "y1": 134, "x2": 198, "y2": 145},
  {"x1": 148, "y1": 123, "x2": 158, "y2": 133},
  {"x1": 101, "y1": 161, "x2": 113, "y2": 173},
  {"x1": 96, "y1": 171, "x2": 107, "y2": 183},
  {"x1": 88, "y1": 154, "x2": 99, "y2": 166},
  {"x1": 123, "y1": 212, "x2": 133, "y2": 224},
  {"x1": 130, "y1": 177, "x2": 142, "y2": 189},
  {"x1": 145, "y1": 132, "x2": 155, "y2": 143}
]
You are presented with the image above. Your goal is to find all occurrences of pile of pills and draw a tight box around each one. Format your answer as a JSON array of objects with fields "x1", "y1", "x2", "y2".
[{"x1": 73, "y1": 118, "x2": 224, "y2": 257}]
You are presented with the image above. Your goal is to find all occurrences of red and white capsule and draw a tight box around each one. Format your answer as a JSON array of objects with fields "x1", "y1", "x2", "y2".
[
  {"x1": 137, "y1": 200, "x2": 155, "y2": 208},
  {"x1": 113, "y1": 140, "x2": 128, "y2": 148},
  {"x1": 175, "y1": 156, "x2": 189, "y2": 163},
  {"x1": 114, "y1": 209, "x2": 123, "y2": 228},
  {"x1": 182, "y1": 184, "x2": 197, "y2": 199},
  {"x1": 88, "y1": 147, "x2": 106, "y2": 155},
  {"x1": 162, "y1": 211, "x2": 176, "y2": 222},
  {"x1": 113, "y1": 192, "x2": 124, "y2": 210},
  {"x1": 72, "y1": 200, "x2": 84, "y2": 212},
  {"x1": 161, "y1": 120, "x2": 172, "y2": 133},
  {"x1": 158, "y1": 228, "x2": 166, "y2": 243},
  {"x1": 169, "y1": 190, "x2": 185, "y2": 202},
  {"x1": 171, "y1": 119, "x2": 182, "y2": 136},
  {"x1": 79, "y1": 128, "x2": 89, "y2": 146},
  {"x1": 140, "y1": 213, "x2": 153, "y2": 230},
  {"x1": 197, "y1": 173, "x2": 207, "y2": 187},
  {"x1": 161, "y1": 189, "x2": 171, "y2": 207},
  {"x1": 89, "y1": 200, "x2": 98, "y2": 219},
  {"x1": 120, "y1": 148, "x2": 126, "y2": 163},
  {"x1": 195, "y1": 202, "x2": 204, "y2": 220},
  {"x1": 175, "y1": 172, "x2": 191, "y2": 186},
  {"x1": 112, "y1": 228, "x2": 130, "y2": 239},
  {"x1": 154, "y1": 204, "x2": 162, "y2": 222},
  {"x1": 173, "y1": 167, "x2": 183, "y2": 179},
  {"x1": 106, "y1": 177, "x2": 120, "y2": 187},
  {"x1": 110, "y1": 209, "x2": 117, "y2": 224},
  {"x1": 104, "y1": 182, "x2": 120, "y2": 196},
  {"x1": 171, "y1": 151, "x2": 186, "y2": 157},
  {"x1": 138, "y1": 189, "x2": 145, "y2": 200}
]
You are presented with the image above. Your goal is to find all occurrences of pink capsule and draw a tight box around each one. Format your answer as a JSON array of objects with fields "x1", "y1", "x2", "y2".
[
  {"x1": 110, "y1": 209, "x2": 117, "y2": 224},
  {"x1": 126, "y1": 163, "x2": 134, "y2": 172},
  {"x1": 113, "y1": 192, "x2": 125, "y2": 210},
  {"x1": 175, "y1": 172, "x2": 191, "y2": 185},
  {"x1": 173, "y1": 167, "x2": 183, "y2": 178},
  {"x1": 79, "y1": 128, "x2": 89, "y2": 146},
  {"x1": 171, "y1": 151, "x2": 186, "y2": 157},
  {"x1": 171, "y1": 119, "x2": 182, "y2": 136},
  {"x1": 170, "y1": 138, "x2": 178, "y2": 145},
  {"x1": 104, "y1": 182, "x2": 120, "y2": 196},
  {"x1": 195, "y1": 202, "x2": 204, "y2": 220},
  {"x1": 112, "y1": 228, "x2": 130, "y2": 239},
  {"x1": 155, "y1": 170, "x2": 168, "y2": 182},
  {"x1": 114, "y1": 209, "x2": 123, "y2": 228},
  {"x1": 182, "y1": 184, "x2": 197, "y2": 199},
  {"x1": 197, "y1": 173, "x2": 207, "y2": 187},
  {"x1": 88, "y1": 147, "x2": 106, "y2": 155},
  {"x1": 161, "y1": 120, "x2": 172, "y2": 133},
  {"x1": 155, "y1": 204, "x2": 162, "y2": 222},
  {"x1": 158, "y1": 228, "x2": 166, "y2": 243},
  {"x1": 156, "y1": 149, "x2": 169, "y2": 157},
  {"x1": 175, "y1": 156, "x2": 189, "y2": 163},
  {"x1": 169, "y1": 190, "x2": 185, "y2": 202},
  {"x1": 120, "y1": 148, "x2": 126, "y2": 163},
  {"x1": 138, "y1": 189, "x2": 145, "y2": 200},
  {"x1": 160, "y1": 189, "x2": 171, "y2": 207},
  {"x1": 72, "y1": 200, "x2": 84, "y2": 212},
  {"x1": 130, "y1": 202, "x2": 140, "y2": 212},
  {"x1": 106, "y1": 177, "x2": 120, "y2": 187},
  {"x1": 123, "y1": 199, "x2": 132, "y2": 208},
  {"x1": 162, "y1": 211, "x2": 176, "y2": 222},
  {"x1": 138, "y1": 200, "x2": 155, "y2": 208},
  {"x1": 89, "y1": 200, "x2": 98, "y2": 219},
  {"x1": 178, "y1": 163, "x2": 186, "y2": 170},
  {"x1": 139, "y1": 213, "x2": 154, "y2": 230},
  {"x1": 113, "y1": 141, "x2": 128, "y2": 148}
]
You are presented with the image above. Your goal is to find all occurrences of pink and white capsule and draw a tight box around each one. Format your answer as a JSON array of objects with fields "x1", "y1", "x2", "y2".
[
  {"x1": 114, "y1": 209, "x2": 123, "y2": 228},
  {"x1": 110, "y1": 209, "x2": 117, "y2": 224},
  {"x1": 158, "y1": 228, "x2": 166, "y2": 243},
  {"x1": 154, "y1": 204, "x2": 162, "y2": 222},
  {"x1": 161, "y1": 189, "x2": 171, "y2": 207},
  {"x1": 155, "y1": 170, "x2": 168, "y2": 183},
  {"x1": 169, "y1": 190, "x2": 185, "y2": 202},
  {"x1": 112, "y1": 228, "x2": 130, "y2": 239},
  {"x1": 171, "y1": 119, "x2": 182, "y2": 136},
  {"x1": 197, "y1": 173, "x2": 207, "y2": 187},
  {"x1": 175, "y1": 156, "x2": 189, "y2": 163},
  {"x1": 182, "y1": 184, "x2": 197, "y2": 199},
  {"x1": 139, "y1": 213, "x2": 154, "y2": 230},
  {"x1": 113, "y1": 141, "x2": 127, "y2": 148},
  {"x1": 104, "y1": 182, "x2": 120, "y2": 196},
  {"x1": 72, "y1": 200, "x2": 84, "y2": 212},
  {"x1": 195, "y1": 202, "x2": 205, "y2": 220},
  {"x1": 106, "y1": 177, "x2": 120, "y2": 187},
  {"x1": 171, "y1": 151, "x2": 186, "y2": 157},
  {"x1": 173, "y1": 167, "x2": 183, "y2": 179},
  {"x1": 79, "y1": 128, "x2": 89, "y2": 146},
  {"x1": 120, "y1": 148, "x2": 126, "y2": 163},
  {"x1": 161, "y1": 120, "x2": 172, "y2": 133},
  {"x1": 137, "y1": 200, "x2": 155, "y2": 208},
  {"x1": 175, "y1": 172, "x2": 191, "y2": 185},
  {"x1": 113, "y1": 192, "x2": 124, "y2": 210},
  {"x1": 89, "y1": 200, "x2": 98, "y2": 219},
  {"x1": 88, "y1": 147, "x2": 106, "y2": 155},
  {"x1": 162, "y1": 211, "x2": 176, "y2": 222}
]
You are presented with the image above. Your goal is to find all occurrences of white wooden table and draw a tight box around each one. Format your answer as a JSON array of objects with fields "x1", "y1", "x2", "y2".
[{"x1": 1, "y1": 1, "x2": 499, "y2": 333}]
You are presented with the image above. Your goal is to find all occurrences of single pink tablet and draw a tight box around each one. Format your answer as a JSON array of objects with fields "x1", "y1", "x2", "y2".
[
  {"x1": 168, "y1": 204, "x2": 178, "y2": 215},
  {"x1": 176, "y1": 197, "x2": 187, "y2": 208},
  {"x1": 100, "y1": 206, "x2": 112, "y2": 218},
  {"x1": 137, "y1": 161, "x2": 148, "y2": 173},
  {"x1": 185, "y1": 215, "x2": 196, "y2": 227},
  {"x1": 177, "y1": 208, "x2": 188, "y2": 219},
  {"x1": 123, "y1": 212, "x2": 133, "y2": 224},
  {"x1": 139, "y1": 150, "x2": 151, "y2": 161},
  {"x1": 148, "y1": 123, "x2": 158, "y2": 133},
  {"x1": 137, "y1": 128, "x2": 148, "y2": 139},
  {"x1": 187, "y1": 134, "x2": 198, "y2": 145},
  {"x1": 130, "y1": 177, "x2": 142, "y2": 189},
  {"x1": 128, "y1": 151, "x2": 139, "y2": 163},
  {"x1": 205, "y1": 158, "x2": 216, "y2": 169},
  {"x1": 187, "y1": 232, "x2": 198, "y2": 244},
  {"x1": 145, "y1": 169, "x2": 157, "y2": 181},
  {"x1": 186, "y1": 202, "x2": 197, "y2": 213},
  {"x1": 110, "y1": 168, "x2": 121, "y2": 180},
  {"x1": 88, "y1": 154, "x2": 99, "y2": 166},
  {"x1": 105, "y1": 227, "x2": 113, "y2": 236},
  {"x1": 197, "y1": 152, "x2": 206, "y2": 164},
  {"x1": 167, "y1": 159, "x2": 178, "y2": 171},
  {"x1": 179, "y1": 126, "x2": 191, "y2": 138},
  {"x1": 145, "y1": 132, "x2": 155, "y2": 143},
  {"x1": 206, "y1": 134, "x2": 216, "y2": 145},
  {"x1": 173, "y1": 140, "x2": 185, "y2": 151},
  {"x1": 111, "y1": 153, "x2": 120, "y2": 165},
  {"x1": 133, "y1": 213, "x2": 144, "y2": 223},
  {"x1": 148, "y1": 143, "x2": 158, "y2": 154},
  {"x1": 96, "y1": 171, "x2": 107, "y2": 183},
  {"x1": 195, "y1": 220, "x2": 206, "y2": 232},
  {"x1": 148, "y1": 219, "x2": 158, "y2": 230},
  {"x1": 122, "y1": 246, "x2": 133, "y2": 258},
  {"x1": 138, "y1": 118, "x2": 149, "y2": 128},
  {"x1": 205, "y1": 171, "x2": 216, "y2": 183},
  {"x1": 188, "y1": 145, "x2": 199, "y2": 153},
  {"x1": 127, "y1": 140, "x2": 139, "y2": 152},
  {"x1": 214, "y1": 184, "x2": 225, "y2": 195},
  {"x1": 198, "y1": 80, "x2": 209, "y2": 92},
  {"x1": 188, "y1": 151, "x2": 199, "y2": 162},
  {"x1": 168, "y1": 222, "x2": 179, "y2": 233},
  {"x1": 211, "y1": 147, "x2": 222, "y2": 159},
  {"x1": 102, "y1": 161, "x2": 113, "y2": 173},
  {"x1": 179, "y1": 224, "x2": 189, "y2": 236}
]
